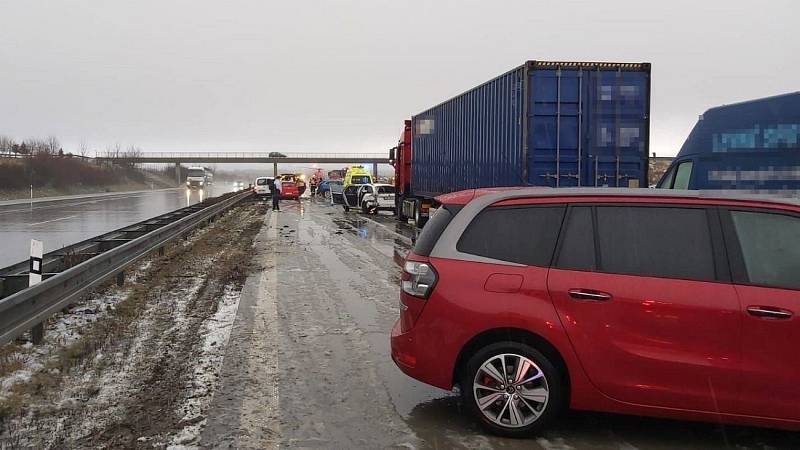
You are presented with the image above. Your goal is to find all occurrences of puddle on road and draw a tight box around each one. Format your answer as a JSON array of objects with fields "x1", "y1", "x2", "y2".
[{"x1": 330, "y1": 215, "x2": 413, "y2": 263}]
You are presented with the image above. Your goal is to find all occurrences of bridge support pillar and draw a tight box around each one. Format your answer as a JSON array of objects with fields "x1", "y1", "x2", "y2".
[
  {"x1": 175, "y1": 163, "x2": 181, "y2": 186},
  {"x1": 372, "y1": 163, "x2": 378, "y2": 179},
  {"x1": 273, "y1": 162, "x2": 278, "y2": 177}
]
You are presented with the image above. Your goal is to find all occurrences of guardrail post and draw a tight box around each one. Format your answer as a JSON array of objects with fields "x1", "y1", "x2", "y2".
[
  {"x1": 116, "y1": 271, "x2": 125, "y2": 287},
  {"x1": 158, "y1": 246, "x2": 165, "y2": 257},
  {"x1": 31, "y1": 323, "x2": 45, "y2": 344}
]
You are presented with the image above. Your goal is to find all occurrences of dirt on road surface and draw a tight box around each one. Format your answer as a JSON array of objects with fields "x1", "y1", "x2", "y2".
[{"x1": 1, "y1": 198, "x2": 799, "y2": 449}]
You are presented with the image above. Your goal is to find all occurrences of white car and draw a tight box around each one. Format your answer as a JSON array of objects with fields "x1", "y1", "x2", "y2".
[
  {"x1": 357, "y1": 183, "x2": 396, "y2": 214},
  {"x1": 254, "y1": 177, "x2": 274, "y2": 198}
]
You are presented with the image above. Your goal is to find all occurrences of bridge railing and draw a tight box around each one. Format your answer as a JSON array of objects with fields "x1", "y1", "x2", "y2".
[{"x1": 96, "y1": 152, "x2": 389, "y2": 160}]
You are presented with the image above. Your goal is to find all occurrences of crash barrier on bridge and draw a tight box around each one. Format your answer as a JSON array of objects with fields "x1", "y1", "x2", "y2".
[
  {"x1": 96, "y1": 151, "x2": 387, "y2": 159},
  {"x1": 95, "y1": 151, "x2": 391, "y2": 164},
  {"x1": 0, "y1": 189, "x2": 253, "y2": 346}
]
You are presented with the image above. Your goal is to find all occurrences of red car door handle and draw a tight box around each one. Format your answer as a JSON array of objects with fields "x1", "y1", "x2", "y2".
[
  {"x1": 568, "y1": 289, "x2": 612, "y2": 301},
  {"x1": 747, "y1": 306, "x2": 793, "y2": 319}
]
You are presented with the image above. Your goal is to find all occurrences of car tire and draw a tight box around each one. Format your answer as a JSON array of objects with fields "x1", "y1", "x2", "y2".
[
  {"x1": 414, "y1": 200, "x2": 428, "y2": 228},
  {"x1": 396, "y1": 195, "x2": 407, "y2": 221},
  {"x1": 460, "y1": 341, "x2": 565, "y2": 438}
]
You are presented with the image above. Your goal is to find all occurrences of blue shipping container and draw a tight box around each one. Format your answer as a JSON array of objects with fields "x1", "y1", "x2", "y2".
[
  {"x1": 657, "y1": 92, "x2": 800, "y2": 194},
  {"x1": 410, "y1": 61, "x2": 651, "y2": 198}
]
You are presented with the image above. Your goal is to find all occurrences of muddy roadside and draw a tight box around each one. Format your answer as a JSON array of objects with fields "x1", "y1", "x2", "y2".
[{"x1": 0, "y1": 200, "x2": 266, "y2": 449}]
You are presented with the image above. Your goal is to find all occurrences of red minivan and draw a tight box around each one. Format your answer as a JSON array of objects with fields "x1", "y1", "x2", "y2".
[
  {"x1": 391, "y1": 188, "x2": 800, "y2": 437},
  {"x1": 279, "y1": 181, "x2": 300, "y2": 200}
]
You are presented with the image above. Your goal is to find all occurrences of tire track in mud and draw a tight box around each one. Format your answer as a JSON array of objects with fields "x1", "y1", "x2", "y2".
[{"x1": 85, "y1": 206, "x2": 264, "y2": 448}]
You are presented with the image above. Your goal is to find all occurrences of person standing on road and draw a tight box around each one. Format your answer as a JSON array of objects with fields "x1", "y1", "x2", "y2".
[
  {"x1": 310, "y1": 176, "x2": 318, "y2": 197},
  {"x1": 271, "y1": 177, "x2": 282, "y2": 211}
]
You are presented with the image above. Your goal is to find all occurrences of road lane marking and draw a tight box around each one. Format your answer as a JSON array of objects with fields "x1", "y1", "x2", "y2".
[
  {"x1": 29, "y1": 215, "x2": 78, "y2": 226},
  {"x1": 0, "y1": 190, "x2": 182, "y2": 216}
]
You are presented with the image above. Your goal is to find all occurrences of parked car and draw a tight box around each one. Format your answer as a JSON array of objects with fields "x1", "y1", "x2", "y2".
[
  {"x1": 341, "y1": 166, "x2": 374, "y2": 211},
  {"x1": 253, "y1": 177, "x2": 273, "y2": 198},
  {"x1": 280, "y1": 173, "x2": 307, "y2": 196},
  {"x1": 357, "y1": 183, "x2": 396, "y2": 214},
  {"x1": 279, "y1": 181, "x2": 300, "y2": 200},
  {"x1": 391, "y1": 187, "x2": 800, "y2": 436},
  {"x1": 317, "y1": 180, "x2": 331, "y2": 197}
]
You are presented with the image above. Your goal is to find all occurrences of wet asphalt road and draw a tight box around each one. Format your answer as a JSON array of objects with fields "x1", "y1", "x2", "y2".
[
  {"x1": 201, "y1": 197, "x2": 800, "y2": 449},
  {"x1": 0, "y1": 187, "x2": 227, "y2": 268}
]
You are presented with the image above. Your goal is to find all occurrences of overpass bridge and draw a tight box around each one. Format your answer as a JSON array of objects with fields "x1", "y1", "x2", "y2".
[{"x1": 96, "y1": 152, "x2": 393, "y2": 182}]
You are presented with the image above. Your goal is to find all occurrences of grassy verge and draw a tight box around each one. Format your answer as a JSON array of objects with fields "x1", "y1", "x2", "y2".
[{"x1": 0, "y1": 201, "x2": 264, "y2": 442}]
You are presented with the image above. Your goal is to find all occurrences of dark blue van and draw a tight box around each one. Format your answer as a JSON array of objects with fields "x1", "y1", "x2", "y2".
[{"x1": 657, "y1": 92, "x2": 800, "y2": 194}]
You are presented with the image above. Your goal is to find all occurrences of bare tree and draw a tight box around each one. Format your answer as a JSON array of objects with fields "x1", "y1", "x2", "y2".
[
  {"x1": 104, "y1": 143, "x2": 122, "y2": 159},
  {"x1": 0, "y1": 135, "x2": 15, "y2": 154},
  {"x1": 79, "y1": 139, "x2": 89, "y2": 158},
  {"x1": 46, "y1": 136, "x2": 60, "y2": 155},
  {"x1": 119, "y1": 145, "x2": 142, "y2": 169},
  {"x1": 25, "y1": 138, "x2": 50, "y2": 155}
]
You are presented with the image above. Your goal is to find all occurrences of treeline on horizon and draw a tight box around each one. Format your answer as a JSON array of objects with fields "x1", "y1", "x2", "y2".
[{"x1": 0, "y1": 135, "x2": 150, "y2": 190}]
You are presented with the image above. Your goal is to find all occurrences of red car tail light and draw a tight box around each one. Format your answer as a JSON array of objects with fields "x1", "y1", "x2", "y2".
[{"x1": 402, "y1": 260, "x2": 438, "y2": 299}]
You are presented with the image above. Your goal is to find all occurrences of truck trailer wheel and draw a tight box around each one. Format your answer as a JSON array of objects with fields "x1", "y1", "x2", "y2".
[
  {"x1": 414, "y1": 200, "x2": 428, "y2": 228},
  {"x1": 397, "y1": 196, "x2": 408, "y2": 222}
]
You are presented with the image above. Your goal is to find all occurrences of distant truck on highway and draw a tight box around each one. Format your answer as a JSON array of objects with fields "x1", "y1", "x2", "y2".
[
  {"x1": 185, "y1": 166, "x2": 212, "y2": 189},
  {"x1": 390, "y1": 60, "x2": 652, "y2": 226},
  {"x1": 657, "y1": 92, "x2": 800, "y2": 194}
]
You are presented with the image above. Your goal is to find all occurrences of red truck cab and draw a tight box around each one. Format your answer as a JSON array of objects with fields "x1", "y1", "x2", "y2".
[{"x1": 390, "y1": 120, "x2": 432, "y2": 226}]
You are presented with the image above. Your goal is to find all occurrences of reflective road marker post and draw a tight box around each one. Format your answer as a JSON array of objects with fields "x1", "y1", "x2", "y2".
[{"x1": 29, "y1": 239, "x2": 44, "y2": 343}]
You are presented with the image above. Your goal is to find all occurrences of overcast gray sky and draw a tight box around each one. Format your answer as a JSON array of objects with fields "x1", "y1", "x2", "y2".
[{"x1": 0, "y1": 0, "x2": 797, "y2": 157}]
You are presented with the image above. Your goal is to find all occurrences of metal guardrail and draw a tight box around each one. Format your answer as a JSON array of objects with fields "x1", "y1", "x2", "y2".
[
  {"x1": 94, "y1": 152, "x2": 391, "y2": 165},
  {"x1": 0, "y1": 189, "x2": 253, "y2": 346},
  {"x1": 96, "y1": 151, "x2": 388, "y2": 159}
]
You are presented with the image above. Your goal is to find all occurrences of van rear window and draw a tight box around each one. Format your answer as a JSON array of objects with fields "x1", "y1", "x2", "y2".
[
  {"x1": 457, "y1": 205, "x2": 565, "y2": 266},
  {"x1": 413, "y1": 205, "x2": 463, "y2": 256}
]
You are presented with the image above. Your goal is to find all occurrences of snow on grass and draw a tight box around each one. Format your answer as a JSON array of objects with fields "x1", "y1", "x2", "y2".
[
  {"x1": 0, "y1": 285, "x2": 130, "y2": 400},
  {"x1": 168, "y1": 283, "x2": 242, "y2": 449}
]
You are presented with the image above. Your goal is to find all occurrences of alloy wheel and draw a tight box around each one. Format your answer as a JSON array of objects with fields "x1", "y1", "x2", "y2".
[{"x1": 472, "y1": 353, "x2": 549, "y2": 428}]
